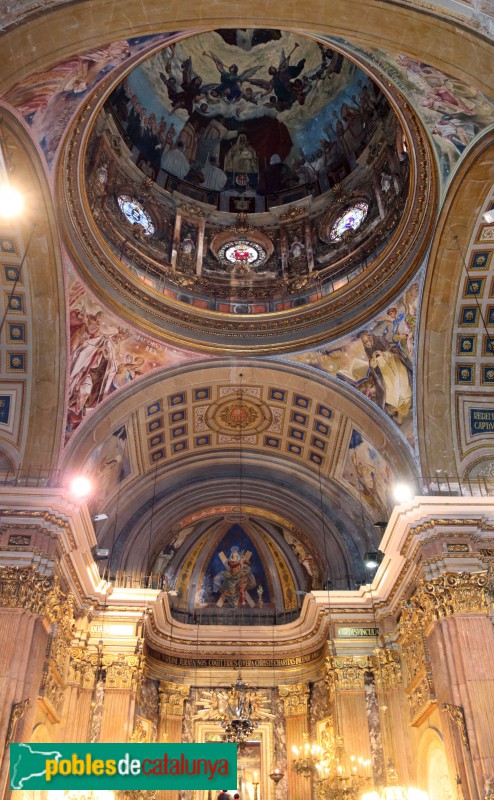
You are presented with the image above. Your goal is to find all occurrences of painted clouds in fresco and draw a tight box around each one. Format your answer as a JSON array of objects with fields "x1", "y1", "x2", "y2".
[
  {"x1": 66, "y1": 262, "x2": 203, "y2": 441},
  {"x1": 342, "y1": 429, "x2": 393, "y2": 519},
  {"x1": 290, "y1": 280, "x2": 419, "y2": 444},
  {"x1": 3, "y1": 34, "x2": 174, "y2": 166},
  {"x1": 337, "y1": 42, "x2": 494, "y2": 182}
]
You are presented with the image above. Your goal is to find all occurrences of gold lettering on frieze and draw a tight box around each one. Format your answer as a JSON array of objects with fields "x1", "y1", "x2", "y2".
[
  {"x1": 337, "y1": 627, "x2": 380, "y2": 638},
  {"x1": 279, "y1": 682, "x2": 309, "y2": 716},
  {"x1": 159, "y1": 681, "x2": 189, "y2": 717},
  {"x1": 152, "y1": 651, "x2": 321, "y2": 668}
]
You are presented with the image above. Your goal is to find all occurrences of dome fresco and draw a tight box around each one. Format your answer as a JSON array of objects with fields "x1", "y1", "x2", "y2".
[
  {"x1": 64, "y1": 29, "x2": 434, "y2": 351},
  {"x1": 108, "y1": 29, "x2": 393, "y2": 203}
]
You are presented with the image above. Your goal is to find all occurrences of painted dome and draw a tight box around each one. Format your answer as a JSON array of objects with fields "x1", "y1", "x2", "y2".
[{"x1": 61, "y1": 29, "x2": 436, "y2": 352}]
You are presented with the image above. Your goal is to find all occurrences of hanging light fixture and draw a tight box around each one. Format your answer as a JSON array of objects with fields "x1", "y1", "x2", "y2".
[
  {"x1": 315, "y1": 735, "x2": 372, "y2": 800},
  {"x1": 292, "y1": 731, "x2": 325, "y2": 776},
  {"x1": 220, "y1": 673, "x2": 258, "y2": 744}
]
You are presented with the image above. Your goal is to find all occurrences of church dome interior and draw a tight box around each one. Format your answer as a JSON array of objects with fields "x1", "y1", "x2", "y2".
[{"x1": 0, "y1": 6, "x2": 493, "y2": 800}]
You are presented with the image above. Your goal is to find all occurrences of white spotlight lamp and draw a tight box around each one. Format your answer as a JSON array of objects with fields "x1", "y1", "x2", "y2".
[
  {"x1": 482, "y1": 205, "x2": 494, "y2": 224},
  {"x1": 392, "y1": 482, "x2": 413, "y2": 504},
  {"x1": 70, "y1": 475, "x2": 93, "y2": 499},
  {"x1": 0, "y1": 184, "x2": 24, "y2": 218}
]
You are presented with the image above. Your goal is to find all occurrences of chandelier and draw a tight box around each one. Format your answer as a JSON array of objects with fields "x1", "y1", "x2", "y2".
[
  {"x1": 292, "y1": 732, "x2": 325, "y2": 777},
  {"x1": 220, "y1": 675, "x2": 258, "y2": 744},
  {"x1": 315, "y1": 735, "x2": 372, "y2": 800}
]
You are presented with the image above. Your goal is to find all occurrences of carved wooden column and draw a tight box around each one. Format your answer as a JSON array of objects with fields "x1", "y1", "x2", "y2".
[
  {"x1": 279, "y1": 682, "x2": 312, "y2": 800},
  {"x1": 156, "y1": 681, "x2": 190, "y2": 800},
  {"x1": 98, "y1": 653, "x2": 144, "y2": 742},
  {"x1": 405, "y1": 572, "x2": 494, "y2": 800},
  {"x1": 0, "y1": 567, "x2": 73, "y2": 798},
  {"x1": 159, "y1": 680, "x2": 189, "y2": 742},
  {"x1": 371, "y1": 648, "x2": 414, "y2": 785},
  {"x1": 325, "y1": 657, "x2": 374, "y2": 779},
  {"x1": 61, "y1": 647, "x2": 100, "y2": 742}
]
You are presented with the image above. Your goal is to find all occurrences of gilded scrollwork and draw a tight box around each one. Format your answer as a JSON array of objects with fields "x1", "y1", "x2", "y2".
[
  {"x1": 279, "y1": 682, "x2": 310, "y2": 716},
  {"x1": 67, "y1": 647, "x2": 100, "y2": 690},
  {"x1": 443, "y1": 703, "x2": 470, "y2": 750},
  {"x1": 104, "y1": 653, "x2": 143, "y2": 691},
  {"x1": 404, "y1": 572, "x2": 489, "y2": 628},
  {"x1": 325, "y1": 651, "x2": 401, "y2": 694},
  {"x1": 6, "y1": 698, "x2": 30, "y2": 744},
  {"x1": 0, "y1": 566, "x2": 74, "y2": 632}
]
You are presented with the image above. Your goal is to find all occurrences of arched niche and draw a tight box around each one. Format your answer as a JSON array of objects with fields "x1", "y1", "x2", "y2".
[{"x1": 417, "y1": 728, "x2": 455, "y2": 800}]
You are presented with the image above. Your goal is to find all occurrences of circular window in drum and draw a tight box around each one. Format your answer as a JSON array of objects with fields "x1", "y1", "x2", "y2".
[
  {"x1": 330, "y1": 202, "x2": 369, "y2": 242},
  {"x1": 117, "y1": 195, "x2": 155, "y2": 235}
]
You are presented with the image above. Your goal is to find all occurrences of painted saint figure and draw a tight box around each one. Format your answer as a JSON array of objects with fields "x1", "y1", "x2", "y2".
[
  {"x1": 213, "y1": 546, "x2": 257, "y2": 607},
  {"x1": 359, "y1": 331, "x2": 413, "y2": 425}
]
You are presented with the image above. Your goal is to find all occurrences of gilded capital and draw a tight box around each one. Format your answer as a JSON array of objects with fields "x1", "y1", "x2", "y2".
[
  {"x1": 279, "y1": 682, "x2": 310, "y2": 716},
  {"x1": 325, "y1": 655, "x2": 369, "y2": 691},
  {"x1": 159, "y1": 681, "x2": 190, "y2": 717},
  {"x1": 67, "y1": 647, "x2": 100, "y2": 689},
  {"x1": 104, "y1": 653, "x2": 143, "y2": 691},
  {"x1": 324, "y1": 651, "x2": 400, "y2": 692},
  {"x1": 0, "y1": 566, "x2": 74, "y2": 634},
  {"x1": 404, "y1": 572, "x2": 489, "y2": 628}
]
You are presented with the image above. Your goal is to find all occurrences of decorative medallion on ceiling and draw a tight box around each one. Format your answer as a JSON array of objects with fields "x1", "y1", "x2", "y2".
[
  {"x1": 60, "y1": 28, "x2": 436, "y2": 353},
  {"x1": 204, "y1": 392, "x2": 273, "y2": 437}
]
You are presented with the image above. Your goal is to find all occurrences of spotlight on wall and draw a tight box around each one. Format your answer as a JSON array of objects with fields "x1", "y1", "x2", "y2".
[
  {"x1": 91, "y1": 546, "x2": 110, "y2": 560},
  {"x1": 92, "y1": 513, "x2": 109, "y2": 522},
  {"x1": 364, "y1": 551, "x2": 383, "y2": 570},
  {"x1": 483, "y1": 205, "x2": 494, "y2": 224},
  {"x1": 0, "y1": 184, "x2": 23, "y2": 218},
  {"x1": 69, "y1": 475, "x2": 92, "y2": 499},
  {"x1": 392, "y1": 482, "x2": 413, "y2": 503}
]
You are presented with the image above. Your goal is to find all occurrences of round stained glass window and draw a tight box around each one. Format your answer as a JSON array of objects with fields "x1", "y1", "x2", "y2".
[
  {"x1": 117, "y1": 195, "x2": 155, "y2": 235},
  {"x1": 330, "y1": 202, "x2": 369, "y2": 242},
  {"x1": 218, "y1": 239, "x2": 267, "y2": 267}
]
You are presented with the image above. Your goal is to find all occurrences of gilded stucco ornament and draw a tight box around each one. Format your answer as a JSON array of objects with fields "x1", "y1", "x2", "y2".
[
  {"x1": 443, "y1": 703, "x2": 470, "y2": 750},
  {"x1": 405, "y1": 571, "x2": 489, "y2": 627},
  {"x1": 325, "y1": 652, "x2": 401, "y2": 692},
  {"x1": 6, "y1": 698, "x2": 30, "y2": 745},
  {"x1": 159, "y1": 681, "x2": 190, "y2": 717},
  {"x1": 0, "y1": 566, "x2": 74, "y2": 631},
  {"x1": 279, "y1": 682, "x2": 310, "y2": 715}
]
